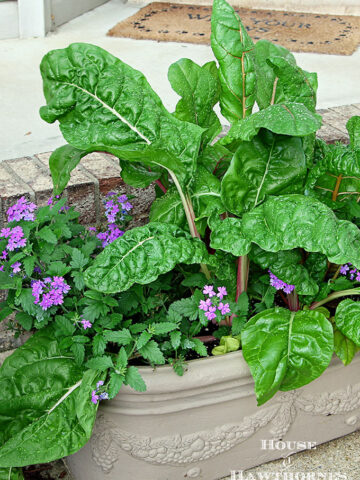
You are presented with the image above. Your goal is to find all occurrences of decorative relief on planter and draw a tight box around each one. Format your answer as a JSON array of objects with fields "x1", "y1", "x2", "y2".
[{"x1": 91, "y1": 382, "x2": 360, "y2": 473}]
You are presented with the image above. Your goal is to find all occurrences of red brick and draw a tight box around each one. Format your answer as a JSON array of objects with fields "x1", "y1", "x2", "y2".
[
  {"x1": 81, "y1": 153, "x2": 124, "y2": 196},
  {"x1": 5, "y1": 156, "x2": 53, "y2": 207}
]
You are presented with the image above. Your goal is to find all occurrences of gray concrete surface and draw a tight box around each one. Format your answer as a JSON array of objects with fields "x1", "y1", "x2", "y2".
[{"x1": 0, "y1": 0, "x2": 360, "y2": 161}]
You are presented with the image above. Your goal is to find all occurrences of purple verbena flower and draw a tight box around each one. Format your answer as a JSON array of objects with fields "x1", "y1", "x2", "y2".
[
  {"x1": 81, "y1": 319, "x2": 92, "y2": 330},
  {"x1": 11, "y1": 262, "x2": 21, "y2": 273},
  {"x1": 34, "y1": 266, "x2": 42, "y2": 274},
  {"x1": 199, "y1": 298, "x2": 212, "y2": 312},
  {"x1": 91, "y1": 390, "x2": 99, "y2": 404},
  {"x1": 0, "y1": 228, "x2": 11, "y2": 238},
  {"x1": 7, "y1": 196, "x2": 36, "y2": 222},
  {"x1": 340, "y1": 264, "x2": 350, "y2": 275},
  {"x1": 3, "y1": 226, "x2": 27, "y2": 251},
  {"x1": 97, "y1": 224, "x2": 124, "y2": 248},
  {"x1": 0, "y1": 266, "x2": 4, "y2": 272},
  {"x1": 32, "y1": 276, "x2": 70, "y2": 311},
  {"x1": 269, "y1": 270, "x2": 295, "y2": 294},
  {"x1": 218, "y1": 302, "x2": 231, "y2": 315},
  {"x1": 217, "y1": 286, "x2": 227, "y2": 300},
  {"x1": 99, "y1": 392, "x2": 109, "y2": 400},
  {"x1": 0, "y1": 250, "x2": 7, "y2": 260},
  {"x1": 203, "y1": 285, "x2": 215, "y2": 297},
  {"x1": 96, "y1": 380, "x2": 104, "y2": 389}
]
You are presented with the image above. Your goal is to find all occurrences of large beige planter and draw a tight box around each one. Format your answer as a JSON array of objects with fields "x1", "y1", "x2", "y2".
[{"x1": 66, "y1": 351, "x2": 360, "y2": 480}]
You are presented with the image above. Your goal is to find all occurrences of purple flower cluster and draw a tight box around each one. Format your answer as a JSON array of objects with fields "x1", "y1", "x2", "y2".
[
  {"x1": 269, "y1": 270, "x2": 295, "y2": 294},
  {"x1": 80, "y1": 317, "x2": 92, "y2": 330},
  {"x1": 89, "y1": 193, "x2": 132, "y2": 248},
  {"x1": 0, "y1": 250, "x2": 7, "y2": 272},
  {"x1": 339, "y1": 263, "x2": 360, "y2": 281},
  {"x1": 91, "y1": 380, "x2": 109, "y2": 404},
  {"x1": 96, "y1": 224, "x2": 125, "y2": 248},
  {"x1": 199, "y1": 285, "x2": 231, "y2": 323},
  {"x1": 7, "y1": 196, "x2": 36, "y2": 222},
  {"x1": 0, "y1": 226, "x2": 27, "y2": 251},
  {"x1": 31, "y1": 276, "x2": 71, "y2": 311},
  {"x1": 104, "y1": 193, "x2": 132, "y2": 224}
]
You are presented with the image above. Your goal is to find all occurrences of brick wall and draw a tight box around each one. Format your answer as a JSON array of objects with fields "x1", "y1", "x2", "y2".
[{"x1": 0, "y1": 103, "x2": 359, "y2": 364}]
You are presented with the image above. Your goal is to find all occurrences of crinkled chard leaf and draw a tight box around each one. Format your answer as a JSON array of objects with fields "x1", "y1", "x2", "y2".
[
  {"x1": 347, "y1": 116, "x2": 360, "y2": 149},
  {"x1": 40, "y1": 43, "x2": 203, "y2": 185},
  {"x1": 49, "y1": 144, "x2": 92, "y2": 195},
  {"x1": 249, "y1": 246, "x2": 318, "y2": 296},
  {"x1": 241, "y1": 308, "x2": 333, "y2": 405},
  {"x1": 266, "y1": 57, "x2": 317, "y2": 112},
  {"x1": 242, "y1": 194, "x2": 360, "y2": 268},
  {"x1": 209, "y1": 215, "x2": 251, "y2": 257},
  {"x1": 253, "y1": 39, "x2": 296, "y2": 110},
  {"x1": 305, "y1": 142, "x2": 360, "y2": 205},
  {"x1": 333, "y1": 324, "x2": 358, "y2": 366},
  {"x1": 221, "y1": 131, "x2": 307, "y2": 215},
  {"x1": 84, "y1": 223, "x2": 210, "y2": 293},
  {"x1": 168, "y1": 58, "x2": 221, "y2": 146},
  {"x1": 150, "y1": 166, "x2": 225, "y2": 231},
  {"x1": 211, "y1": 0, "x2": 256, "y2": 122},
  {"x1": 335, "y1": 299, "x2": 360, "y2": 346},
  {"x1": 221, "y1": 103, "x2": 322, "y2": 143},
  {"x1": 0, "y1": 328, "x2": 101, "y2": 467},
  {"x1": 118, "y1": 161, "x2": 162, "y2": 188}
]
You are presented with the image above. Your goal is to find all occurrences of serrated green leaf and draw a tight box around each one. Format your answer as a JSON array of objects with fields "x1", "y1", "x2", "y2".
[
  {"x1": 55, "y1": 316, "x2": 76, "y2": 336},
  {"x1": 170, "y1": 330, "x2": 182, "y2": 349},
  {"x1": 116, "y1": 347, "x2": 128, "y2": 370},
  {"x1": 152, "y1": 322, "x2": 179, "y2": 335},
  {"x1": 71, "y1": 342, "x2": 85, "y2": 365},
  {"x1": 38, "y1": 226, "x2": 57, "y2": 244},
  {"x1": 23, "y1": 257, "x2": 35, "y2": 277},
  {"x1": 103, "y1": 329, "x2": 132, "y2": 345},
  {"x1": 108, "y1": 372, "x2": 124, "y2": 399},
  {"x1": 136, "y1": 331, "x2": 152, "y2": 349},
  {"x1": 47, "y1": 261, "x2": 71, "y2": 276},
  {"x1": 124, "y1": 366, "x2": 146, "y2": 392},
  {"x1": 84, "y1": 223, "x2": 209, "y2": 293},
  {"x1": 85, "y1": 356, "x2": 114, "y2": 371},
  {"x1": 0, "y1": 307, "x2": 12, "y2": 323},
  {"x1": 70, "y1": 248, "x2": 88, "y2": 270},
  {"x1": 241, "y1": 308, "x2": 333, "y2": 405},
  {"x1": 93, "y1": 334, "x2": 106, "y2": 356},
  {"x1": 15, "y1": 311, "x2": 33, "y2": 330},
  {"x1": 168, "y1": 296, "x2": 199, "y2": 321},
  {"x1": 139, "y1": 340, "x2": 165, "y2": 364},
  {"x1": 72, "y1": 271, "x2": 85, "y2": 290},
  {"x1": 191, "y1": 337, "x2": 207, "y2": 357}
]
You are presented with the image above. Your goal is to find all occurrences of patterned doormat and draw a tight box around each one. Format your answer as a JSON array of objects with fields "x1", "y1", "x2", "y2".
[{"x1": 107, "y1": 2, "x2": 360, "y2": 55}]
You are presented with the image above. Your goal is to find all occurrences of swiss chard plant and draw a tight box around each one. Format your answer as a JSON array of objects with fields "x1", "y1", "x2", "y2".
[{"x1": 1, "y1": 0, "x2": 360, "y2": 475}]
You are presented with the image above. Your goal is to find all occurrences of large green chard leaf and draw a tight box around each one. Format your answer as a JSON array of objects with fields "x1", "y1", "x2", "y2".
[
  {"x1": 49, "y1": 144, "x2": 92, "y2": 195},
  {"x1": 40, "y1": 43, "x2": 203, "y2": 185},
  {"x1": 209, "y1": 215, "x2": 251, "y2": 256},
  {"x1": 221, "y1": 131, "x2": 307, "y2": 215},
  {"x1": 333, "y1": 324, "x2": 358, "y2": 366},
  {"x1": 347, "y1": 116, "x2": 360, "y2": 149},
  {"x1": 249, "y1": 246, "x2": 318, "y2": 296},
  {"x1": 150, "y1": 166, "x2": 225, "y2": 231},
  {"x1": 198, "y1": 143, "x2": 232, "y2": 179},
  {"x1": 84, "y1": 223, "x2": 210, "y2": 293},
  {"x1": 266, "y1": 57, "x2": 317, "y2": 112},
  {"x1": 211, "y1": 0, "x2": 256, "y2": 122},
  {"x1": 305, "y1": 142, "x2": 360, "y2": 205},
  {"x1": 335, "y1": 299, "x2": 360, "y2": 346},
  {"x1": 242, "y1": 194, "x2": 360, "y2": 268},
  {"x1": 220, "y1": 103, "x2": 322, "y2": 143},
  {"x1": 119, "y1": 161, "x2": 162, "y2": 188},
  {"x1": 253, "y1": 39, "x2": 296, "y2": 110},
  {"x1": 168, "y1": 59, "x2": 221, "y2": 146},
  {"x1": 241, "y1": 308, "x2": 333, "y2": 405},
  {"x1": 0, "y1": 328, "x2": 101, "y2": 467}
]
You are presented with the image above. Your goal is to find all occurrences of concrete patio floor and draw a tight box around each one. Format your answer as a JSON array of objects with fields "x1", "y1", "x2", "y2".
[{"x1": 0, "y1": 0, "x2": 360, "y2": 161}]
